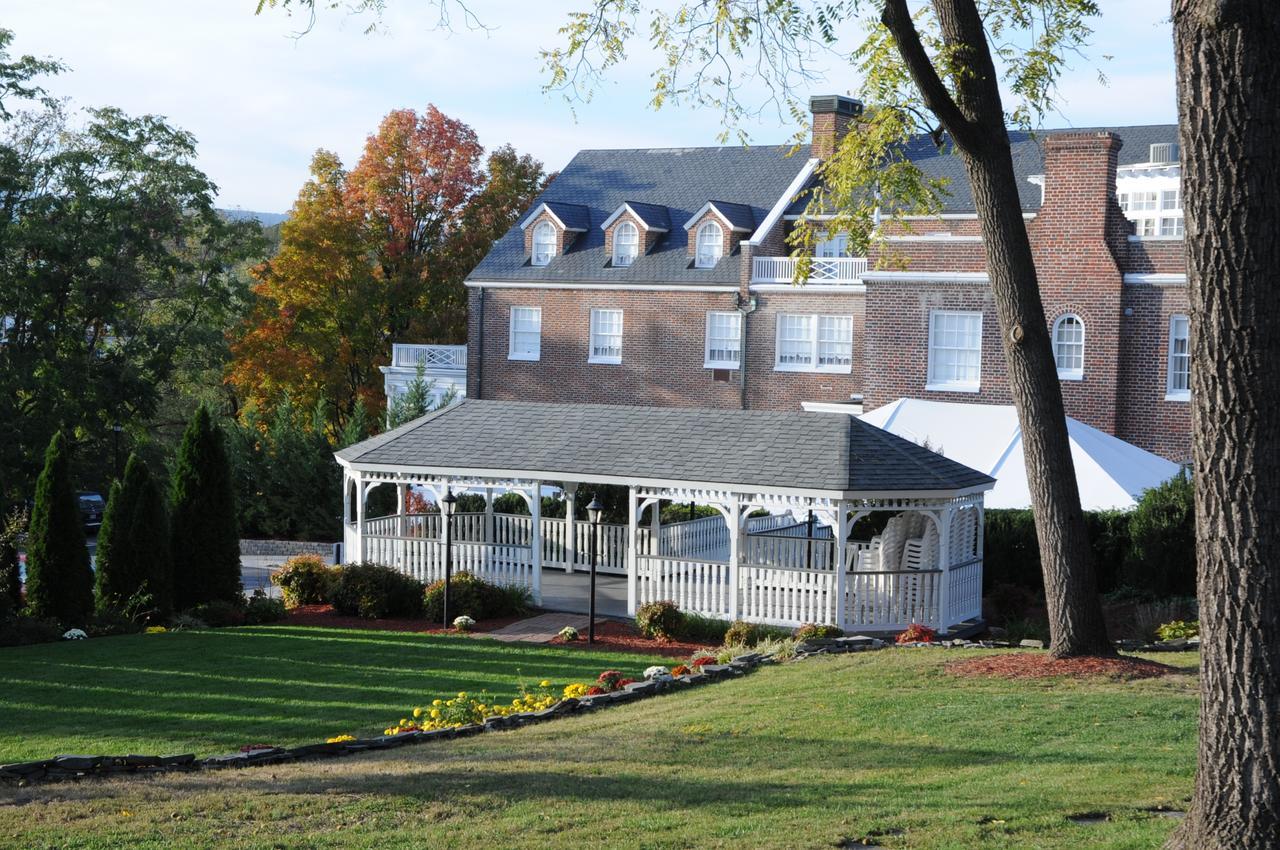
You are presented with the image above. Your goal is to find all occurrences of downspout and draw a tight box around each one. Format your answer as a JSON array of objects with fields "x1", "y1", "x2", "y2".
[{"x1": 737, "y1": 292, "x2": 757, "y2": 410}]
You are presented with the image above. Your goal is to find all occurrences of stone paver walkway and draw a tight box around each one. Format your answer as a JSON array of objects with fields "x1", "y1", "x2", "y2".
[{"x1": 486, "y1": 612, "x2": 607, "y2": 643}]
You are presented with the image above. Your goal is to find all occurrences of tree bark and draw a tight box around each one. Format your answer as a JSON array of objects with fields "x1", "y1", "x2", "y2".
[
  {"x1": 883, "y1": 0, "x2": 1113, "y2": 656},
  {"x1": 1167, "y1": 2, "x2": 1280, "y2": 846}
]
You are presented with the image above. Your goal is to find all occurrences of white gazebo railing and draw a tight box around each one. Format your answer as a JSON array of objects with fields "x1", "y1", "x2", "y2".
[
  {"x1": 343, "y1": 462, "x2": 986, "y2": 635},
  {"x1": 751, "y1": 256, "x2": 869, "y2": 284}
]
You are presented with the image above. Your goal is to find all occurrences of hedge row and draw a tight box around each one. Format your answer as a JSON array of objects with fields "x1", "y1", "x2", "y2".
[{"x1": 983, "y1": 474, "x2": 1195, "y2": 598}]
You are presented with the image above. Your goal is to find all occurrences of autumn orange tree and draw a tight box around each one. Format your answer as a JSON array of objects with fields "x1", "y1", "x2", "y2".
[{"x1": 230, "y1": 106, "x2": 545, "y2": 433}]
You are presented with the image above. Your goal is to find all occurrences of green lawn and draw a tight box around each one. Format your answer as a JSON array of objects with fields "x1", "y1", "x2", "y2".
[
  {"x1": 0, "y1": 647, "x2": 1197, "y2": 849},
  {"x1": 0, "y1": 625, "x2": 671, "y2": 762}
]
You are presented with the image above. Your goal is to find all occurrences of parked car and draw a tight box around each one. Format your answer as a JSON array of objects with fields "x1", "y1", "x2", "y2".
[{"x1": 78, "y1": 492, "x2": 105, "y2": 532}]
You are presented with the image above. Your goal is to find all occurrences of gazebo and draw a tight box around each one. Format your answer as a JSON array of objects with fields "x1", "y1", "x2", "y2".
[{"x1": 335, "y1": 399, "x2": 993, "y2": 634}]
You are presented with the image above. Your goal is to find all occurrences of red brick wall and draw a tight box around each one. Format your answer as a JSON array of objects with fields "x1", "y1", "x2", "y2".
[
  {"x1": 1116, "y1": 283, "x2": 1193, "y2": 461},
  {"x1": 603, "y1": 209, "x2": 663, "y2": 258},
  {"x1": 1122, "y1": 238, "x2": 1186, "y2": 274},
  {"x1": 468, "y1": 287, "x2": 744, "y2": 407},
  {"x1": 744, "y1": 291, "x2": 866, "y2": 409}
]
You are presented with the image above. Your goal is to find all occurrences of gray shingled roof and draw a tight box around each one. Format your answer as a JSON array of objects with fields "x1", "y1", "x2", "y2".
[
  {"x1": 787, "y1": 124, "x2": 1179, "y2": 215},
  {"x1": 468, "y1": 145, "x2": 812, "y2": 285},
  {"x1": 336, "y1": 399, "x2": 994, "y2": 496}
]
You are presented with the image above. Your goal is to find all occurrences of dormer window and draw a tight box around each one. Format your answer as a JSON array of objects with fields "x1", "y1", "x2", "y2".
[
  {"x1": 532, "y1": 221, "x2": 556, "y2": 266},
  {"x1": 613, "y1": 221, "x2": 640, "y2": 267},
  {"x1": 695, "y1": 221, "x2": 724, "y2": 268}
]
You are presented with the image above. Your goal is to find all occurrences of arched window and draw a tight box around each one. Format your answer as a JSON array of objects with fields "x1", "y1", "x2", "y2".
[
  {"x1": 1053, "y1": 314, "x2": 1085, "y2": 379},
  {"x1": 696, "y1": 221, "x2": 724, "y2": 268},
  {"x1": 613, "y1": 221, "x2": 640, "y2": 267},
  {"x1": 531, "y1": 221, "x2": 556, "y2": 266}
]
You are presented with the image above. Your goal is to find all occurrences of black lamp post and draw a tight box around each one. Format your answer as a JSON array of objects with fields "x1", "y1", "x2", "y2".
[
  {"x1": 586, "y1": 495, "x2": 604, "y2": 644},
  {"x1": 441, "y1": 487, "x2": 457, "y2": 629}
]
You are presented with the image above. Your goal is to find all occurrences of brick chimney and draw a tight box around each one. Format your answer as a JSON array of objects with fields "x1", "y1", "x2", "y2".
[
  {"x1": 1037, "y1": 131, "x2": 1123, "y2": 239},
  {"x1": 810, "y1": 95, "x2": 863, "y2": 160}
]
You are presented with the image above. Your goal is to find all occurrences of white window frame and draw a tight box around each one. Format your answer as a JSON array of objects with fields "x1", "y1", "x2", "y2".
[
  {"x1": 773, "y1": 313, "x2": 852, "y2": 374},
  {"x1": 815, "y1": 231, "x2": 849, "y2": 258},
  {"x1": 508, "y1": 306, "x2": 542, "y2": 361},
  {"x1": 695, "y1": 221, "x2": 724, "y2": 268},
  {"x1": 1052, "y1": 314, "x2": 1085, "y2": 381},
  {"x1": 613, "y1": 221, "x2": 640, "y2": 267},
  {"x1": 531, "y1": 221, "x2": 556, "y2": 267},
  {"x1": 704, "y1": 311, "x2": 742, "y2": 369},
  {"x1": 926, "y1": 310, "x2": 983, "y2": 392},
  {"x1": 589, "y1": 308, "x2": 623, "y2": 364},
  {"x1": 1166, "y1": 314, "x2": 1191, "y2": 401}
]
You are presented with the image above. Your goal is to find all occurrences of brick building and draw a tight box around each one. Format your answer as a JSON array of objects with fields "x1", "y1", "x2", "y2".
[{"x1": 464, "y1": 96, "x2": 1190, "y2": 462}]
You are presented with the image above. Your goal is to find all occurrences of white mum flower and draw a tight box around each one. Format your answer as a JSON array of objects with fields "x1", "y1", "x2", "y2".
[
  {"x1": 61, "y1": 629, "x2": 87, "y2": 640},
  {"x1": 644, "y1": 665, "x2": 671, "y2": 680}
]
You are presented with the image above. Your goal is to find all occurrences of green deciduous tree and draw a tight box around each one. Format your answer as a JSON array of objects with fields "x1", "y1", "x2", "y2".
[
  {"x1": 95, "y1": 454, "x2": 174, "y2": 616},
  {"x1": 23, "y1": 432, "x2": 93, "y2": 624},
  {"x1": 170, "y1": 407, "x2": 241, "y2": 609},
  {"x1": 0, "y1": 92, "x2": 266, "y2": 498}
]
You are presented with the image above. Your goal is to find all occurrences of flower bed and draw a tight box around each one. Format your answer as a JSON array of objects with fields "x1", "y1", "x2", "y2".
[{"x1": 547, "y1": 619, "x2": 714, "y2": 657}]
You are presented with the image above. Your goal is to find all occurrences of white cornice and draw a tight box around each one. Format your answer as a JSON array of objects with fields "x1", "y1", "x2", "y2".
[
  {"x1": 466, "y1": 279, "x2": 737, "y2": 293},
  {"x1": 749, "y1": 283, "x2": 867, "y2": 294},
  {"x1": 859, "y1": 271, "x2": 989, "y2": 285},
  {"x1": 1123, "y1": 273, "x2": 1187, "y2": 286},
  {"x1": 745, "y1": 158, "x2": 819, "y2": 246}
]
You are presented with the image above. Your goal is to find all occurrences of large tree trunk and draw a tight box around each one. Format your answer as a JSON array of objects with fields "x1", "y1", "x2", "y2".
[
  {"x1": 1167, "y1": 2, "x2": 1280, "y2": 846},
  {"x1": 883, "y1": 0, "x2": 1113, "y2": 656}
]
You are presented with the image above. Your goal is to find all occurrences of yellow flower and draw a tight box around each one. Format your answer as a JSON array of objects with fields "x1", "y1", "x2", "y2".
[
  {"x1": 413, "y1": 707, "x2": 423, "y2": 718},
  {"x1": 539, "y1": 680, "x2": 551, "y2": 688},
  {"x1": 457, "y1": 692, "x2": 467, "y2": 699},
  {"x1": 327, "y1": 734, "x2": 355, "y2": 744},
  {"x1": 563, "y1": 683, "x2": 589, "y2": 699},
  {"x1": 430, "y1": 709, "x2": 441, "y2": 719}
]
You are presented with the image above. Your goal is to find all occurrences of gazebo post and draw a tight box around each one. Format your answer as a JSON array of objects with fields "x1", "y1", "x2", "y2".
[
  {"x1": 484, "y1": 487, "x2": 495, "y2": 544},
  {"x1": 530, "y1": 481, "x2": 543, "y2": 604},
  {"x1": 353, "y1": 473, "x2": 366, "y2": 563},
  {"x1": 727, "y1": 498, "x2": 741, "y2": 621},
  {"x1": 650, "y1": 499, "x2": 661, "y2": 555},
  {"x1": 626, "y1": 486, "x2": 639, "y2": 615},
  {"x1": 563, "y1": 482, "x2": 579, "y2": 573},
  {"x1": 834, "y1": 502, "x2": 850, "y2": 630},
  {"x1": 937, "y1": 505, "x2": 955, "y2": 634}
]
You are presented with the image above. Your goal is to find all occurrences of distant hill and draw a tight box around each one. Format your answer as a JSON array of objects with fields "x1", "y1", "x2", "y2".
[{"x1": 219, "y1": 209, "x2": 289, "y2": 227}]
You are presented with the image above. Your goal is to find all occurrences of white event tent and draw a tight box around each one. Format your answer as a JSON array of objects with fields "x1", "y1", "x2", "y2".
[{"x1": 856, "y1": 398, "x2": 1182, "y2": 511}]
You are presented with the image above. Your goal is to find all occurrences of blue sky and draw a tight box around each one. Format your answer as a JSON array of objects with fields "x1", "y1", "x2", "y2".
[{"x1": 7, "y1": 1, "x2": 1175, "y2": 213}]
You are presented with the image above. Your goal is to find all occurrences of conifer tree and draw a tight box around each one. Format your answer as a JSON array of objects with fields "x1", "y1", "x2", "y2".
[
  {"x1": 24, "y1": 432, "x2": 93, "y2": 623},
  {"x1": 170, "y1": 407, "x2": 241, "y2": 609},
  {"x1": 95, "y1": 454, "x2": 173, "y2": 616},
  {"x1": 0, "y1": 466, "x2": 22, "y2": 617}
]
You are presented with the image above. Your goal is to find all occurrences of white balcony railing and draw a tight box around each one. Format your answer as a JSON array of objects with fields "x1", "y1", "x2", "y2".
[
  {"x1": 390, "y1": 343, "x2": 467, "y2": 371},
  {"x1": 752, "y1": 256, "x2": 869, "y2": 284}
]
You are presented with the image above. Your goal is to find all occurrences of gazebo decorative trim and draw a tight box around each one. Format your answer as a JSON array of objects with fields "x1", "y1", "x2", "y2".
[{"x1": 335, "y1": 399, "x2": 994, "y2": 634}]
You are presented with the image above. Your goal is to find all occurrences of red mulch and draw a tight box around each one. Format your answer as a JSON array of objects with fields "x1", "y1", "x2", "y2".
[
  {"x1": 548, "y1": 620, "x2": 714, "y2": 659},
  {"x1": 945, "y1": 652, "x2": 1179, "y2": 681},
  {"x1": 281, "y1": 604, "x2": 526, "y2": 635}
]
